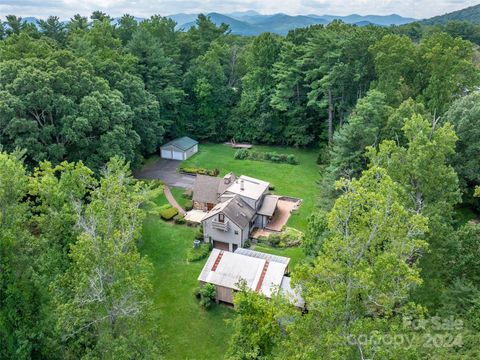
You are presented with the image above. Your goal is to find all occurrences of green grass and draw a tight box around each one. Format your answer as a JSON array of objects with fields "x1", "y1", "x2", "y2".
[
  {"x1": 253, "y1": 244, "x2": 305, "y2": 268},
  {"x1": 140, "y1": 217, "x2": 234, "y2": 359},
  {"x1": 182, "y1": 144, "x2": 320, "y2": 231}
]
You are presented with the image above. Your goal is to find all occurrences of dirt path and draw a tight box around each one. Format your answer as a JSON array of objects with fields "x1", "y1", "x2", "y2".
[{"x1": 164, "y1": 186, "x2": 186, "y2": 215}]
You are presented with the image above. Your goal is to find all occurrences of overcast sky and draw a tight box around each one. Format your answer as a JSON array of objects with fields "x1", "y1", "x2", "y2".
[{"x1": 0, "y1": 0, "x2": 478, "y2": 20}]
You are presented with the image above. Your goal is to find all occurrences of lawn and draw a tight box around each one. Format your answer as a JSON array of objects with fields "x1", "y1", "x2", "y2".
[
  {"x1": 140, "y1": 217, "x2": 234, "y2": 359},
  {"x1": 182, "y1": 143, "x2": 320, "y2": 231}
]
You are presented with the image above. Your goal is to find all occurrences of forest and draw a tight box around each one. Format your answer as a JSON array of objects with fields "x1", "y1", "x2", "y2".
[{"x1": 1, "y1": 10, "x2": 480, "y2": 359}]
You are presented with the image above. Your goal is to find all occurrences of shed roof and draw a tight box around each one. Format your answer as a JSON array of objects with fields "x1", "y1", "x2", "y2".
[
  {"x1": 161, "y1": 136, "x2": 198, "y2": 151},
  {"x1": 257, "y1": 195, "x2": 280, "y2": 217},
  {"x1": 198, "y1": 248, "x2": 288, "y2": 298},
  {"x1": 202, "y1": 195, "x2": 255, "y2": 229},
  {"x1": 224, "y1": 175, "x2": 270, "y2": 201}
]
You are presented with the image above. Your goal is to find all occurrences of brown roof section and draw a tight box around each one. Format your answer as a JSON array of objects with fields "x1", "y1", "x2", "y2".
[
  {"x1": 192, "y1": 175, "x2": 222, "y2": 204},
  {"x1": 211, "y1": 251, "x2": 224, "y2": 272},
  {"x1": 192, "y1": 173, "x2": 237, "y2": 205}
]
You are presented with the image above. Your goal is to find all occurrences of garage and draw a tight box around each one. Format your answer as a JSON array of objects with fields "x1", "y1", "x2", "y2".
[
  {"x1": 160, "y1": 136, "x2": 199, "y2": 160},
  {"x1": 213, "y1": 240, "x2": 230, "y2": 251}
]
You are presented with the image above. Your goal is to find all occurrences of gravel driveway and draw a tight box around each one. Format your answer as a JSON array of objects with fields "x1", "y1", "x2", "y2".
[{"x1": 134, "y1": 158, "x2": 196, "y2": 189}]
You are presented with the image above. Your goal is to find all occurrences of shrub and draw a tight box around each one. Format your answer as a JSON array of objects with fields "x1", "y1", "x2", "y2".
[
  {"x1": 174, "y1": 214, "x2": 186, "y2": 225},
  {"x1": 244, "y1": 239, "x2": 252, "y2": 248},
  {"x1": 233, "y1": 150, "x2": 298, "y2": 165},
  {"x1": 194, "y1": 228, "x2": 204, "y2": 240},
  {"x1": 179, "y1": 166, "x2": 220, "y2": 177},
  {"x1": 184, "y1": 199, "x2": 193, "y2": 211},
  {"x1": 234, "y1": 149, "x2": 250, "y2": 160},
  {"x1": 268, "y1": 233, "x2": 282, "y2": 247},
  {"x1": 193, "y1": 286, "x2": 201, "y2": 299},
  {"x1": 159, "y1": 206, "x2": 178, "y2": 220},
  {"x1": 187, "y1": 243, "x2": 211, "y2": 262},
  {"x1": 199, "y1": 283, "x2": 216, "y2": 309}
]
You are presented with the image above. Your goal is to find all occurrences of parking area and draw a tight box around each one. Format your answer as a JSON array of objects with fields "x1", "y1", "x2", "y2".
[{"x1": 134, "y1": 158, "x2": 196, "y2": 189}]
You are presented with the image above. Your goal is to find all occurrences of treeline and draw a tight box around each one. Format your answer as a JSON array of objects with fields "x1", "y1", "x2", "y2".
[{"x1": 0, "y1": 12, "x2": 478, "y2": 172}]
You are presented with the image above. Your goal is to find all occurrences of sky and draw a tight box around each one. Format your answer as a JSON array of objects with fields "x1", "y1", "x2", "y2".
[{"x1": 0, "y1": 0, "x2": 478, "y2": 20}]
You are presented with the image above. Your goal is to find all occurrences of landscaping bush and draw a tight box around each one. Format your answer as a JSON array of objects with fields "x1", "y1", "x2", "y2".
[
  {"x1": 233, "y1": 150, "x2": 298, "y2": 165},
  {"x1": 194, "y1": 228, "x2": 204, "y2": 240},
  {"x1": 199, "y1": 283, "x2": 216, "y2": 309},
  {"x1": 234, "y1": 149, "x2": 250, "y2": 160},
  {"x1": 187, "y1": 243, "x2": 211, "y2": 262},
  {"x1": 174, "y1": 214, "x2": 186, "y2": 225},
  {"x1": 184, "y1": 200, "x2": 193, "y2": 211},
  {"x1": 159, "y1": 206, "x2": 178, "y2": 220},
  {"x1": 179, "y1": 166, "x2": 219, "y2": 177},
  {"x1": 244, "y1": 239, "x2": 252, "y2": 248}
]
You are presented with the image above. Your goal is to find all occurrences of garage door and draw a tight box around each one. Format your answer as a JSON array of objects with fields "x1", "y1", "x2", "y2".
[
  {"x1": 161, "y1": 149, "x2": 172, "y2": 159},
  {"x1": 172, "y1": 150, "x2": 184, "y2": 160},
  {"x1": 213, "y1": 240, "x2": 230, "y2": 251}
]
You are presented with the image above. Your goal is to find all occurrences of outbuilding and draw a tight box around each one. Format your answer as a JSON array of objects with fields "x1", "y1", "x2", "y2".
[{"x1": 160, "y1": 136, "x2": 198, "y2": 160}]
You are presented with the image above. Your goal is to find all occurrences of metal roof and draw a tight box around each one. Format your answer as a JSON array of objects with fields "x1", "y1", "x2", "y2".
[
  {"x1": 160, "y1": 136, "x2": 198, "y2": 151},
  {"x1": 198, "y1": 249, "x2": 288, "y2": 298},
  {"x1": 257, "y1": 195, "x2": 280, "y2": 217},
  {"x1": 234, "y1": 248, "x2": 290, "y2": 265}
]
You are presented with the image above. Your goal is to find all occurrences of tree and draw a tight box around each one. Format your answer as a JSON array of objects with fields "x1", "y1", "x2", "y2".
[
  {"x1": 116, "y1": 14, "x2": 138, "y2": 45},
  {"x1": 227, "y1": 283, "x2": 294, "y2": 360},
  {"x1": 0, "y1": 151, "x2": 51, "y2": 359},
  {"x1": 67, "y1": 14, "x2": 89, "y2": 33},
  {"x1": 320, "y1": 90, "x2": 391, "y2": 207},
  {"x1": 286, "y1": 167, "x2": 428, "y2": 359},
  {"x1": 444, "y1": 92, "x2": 480, "y2": 208},
  {"x1": 368, "y1": 113, "x2": 460, "y2": 309},
  {"x1": 53, "y1": 157, "x2": 163, "y2": 358},
  {"x1": 38, "y1": 16, "x2": 67, "y2": 45},
  {"x1": 370, "y1": 34, "x2": 417, "y2": 106},
  {"x1": 417, "y1": 32, "x2": 479, "y2": 114}
]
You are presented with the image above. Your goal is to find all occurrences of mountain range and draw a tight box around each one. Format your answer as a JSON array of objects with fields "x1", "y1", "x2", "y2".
[
  {"x1": 168, "y1": 11, "x2": 417, "y2": 35},
  {"x1": 14, "y1": 4, "x2": 480, "y2": 37},
  {"x1": 420, "y1": 4, "x2": 480, "y2": 25}
]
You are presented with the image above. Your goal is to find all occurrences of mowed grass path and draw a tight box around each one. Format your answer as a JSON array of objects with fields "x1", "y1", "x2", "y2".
[
  {"x1": 140, "y1": 218, "x2": 234, "y2": 359},
  {"x1": 182, "y1": 144, "x2": 320, "y2": 231}
]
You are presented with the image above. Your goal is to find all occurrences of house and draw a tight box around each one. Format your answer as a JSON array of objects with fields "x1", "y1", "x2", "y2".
[
  {"x1": 195, "y1": 173, "x2": 280, "y2": 251},
  {"x1": 160, "y1": 136, "x2": 198, "y2": 160},
  {"x1": 202, "y1": 195, "x2": 255, "y2": 251},
  {"x1": 198, "y1": 248, "x2": 304, "y2": 308}
]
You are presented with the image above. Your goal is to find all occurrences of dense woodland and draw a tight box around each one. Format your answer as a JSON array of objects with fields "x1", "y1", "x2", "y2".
[{"x1": 1, "y1": 11, "x2": 480, "y2": 359}]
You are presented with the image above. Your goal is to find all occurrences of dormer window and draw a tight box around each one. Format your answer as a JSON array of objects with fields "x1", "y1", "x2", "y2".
[{"x1": 218, "y1": 213, "x2": 225, "y2": 223}]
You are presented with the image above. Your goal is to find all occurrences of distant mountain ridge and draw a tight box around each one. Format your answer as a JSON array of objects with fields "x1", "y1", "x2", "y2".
[
  {"x1": 171, "y1": 12, "x2": 417, "y2": 35},
  {"x1": 9, "y1": 11, "x2": 418, "y2": 36},
  {"x1": 420, "y1": 4, "x2": 480, "y2": 25}
]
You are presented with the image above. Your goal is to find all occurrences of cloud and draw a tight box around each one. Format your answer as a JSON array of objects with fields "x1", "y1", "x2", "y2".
[{"x1": 0, "y1": 0, "x2": 478, "y2": 20}]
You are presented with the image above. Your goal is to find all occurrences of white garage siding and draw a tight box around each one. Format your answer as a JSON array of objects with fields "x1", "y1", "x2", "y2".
[{"x1": 160, "y1": 137, "x2": 199, "y2": 160}]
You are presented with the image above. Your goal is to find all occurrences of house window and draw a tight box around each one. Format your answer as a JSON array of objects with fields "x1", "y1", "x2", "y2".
[
  {"x1": 234, "y1": 230, "x2": 239, "y2": 235},
  {"x1": 218, "y1": 214, "x2": 225, "y2": 223}
]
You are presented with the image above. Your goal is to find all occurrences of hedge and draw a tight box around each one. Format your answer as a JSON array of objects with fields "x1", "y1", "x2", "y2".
[
  {"x1": 159, "y1": 206, "x2": 179, "y2": 220},
  {"x1": 179, "y1": 166, "x2": 220, "y2": 177},
  {"x1": 234, "y1": 149, "x2": 298, "y2": 165},
  {"x1": 187, "y1": 243, "x2": 211, "y2": 262}
]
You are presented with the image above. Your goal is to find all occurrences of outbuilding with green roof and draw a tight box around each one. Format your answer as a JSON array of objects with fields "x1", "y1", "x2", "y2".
[{"x1": 160, "y1": 136, "x2": 199, "y2": 160}]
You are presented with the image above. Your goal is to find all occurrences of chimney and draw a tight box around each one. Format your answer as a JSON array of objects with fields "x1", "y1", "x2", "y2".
[{"x1": 240, "y1": 179, "x2": 244, "y2": 191}]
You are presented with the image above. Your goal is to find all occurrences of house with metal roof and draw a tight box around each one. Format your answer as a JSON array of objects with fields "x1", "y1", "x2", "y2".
[
  {"x1": 160, "y1": 136, "x2": 198, "y2": 160},
  {"x1": 198, "y1": 248, "x2": 304, "y2": 308}
]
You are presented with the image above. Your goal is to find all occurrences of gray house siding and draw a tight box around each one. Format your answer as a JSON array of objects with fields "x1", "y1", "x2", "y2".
[{"x1": 203, "y1": 213, "x2": 249, "y2": 252}]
